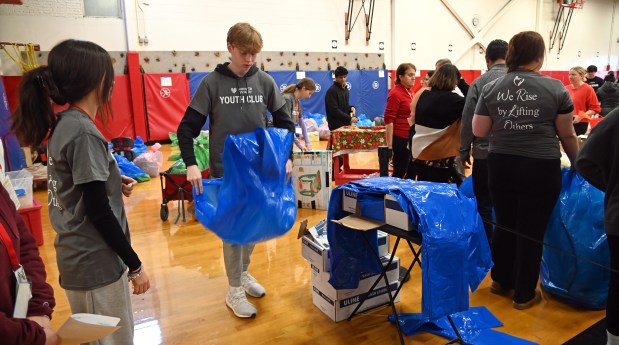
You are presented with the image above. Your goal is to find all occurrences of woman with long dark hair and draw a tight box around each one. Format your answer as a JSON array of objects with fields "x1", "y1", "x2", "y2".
[
  {"x1": 12, "y1": 39, "x2": 150, "y2": 344},
  {"x1": 472, "y1": 31, "x2": 579, "y2": 310}
]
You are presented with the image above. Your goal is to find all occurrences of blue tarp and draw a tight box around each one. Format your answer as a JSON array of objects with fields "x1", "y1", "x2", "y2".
[
  {"x1": 388, "y1": 306, "x2": 538, "y2": 345},
  {"x1": 541, "y1": 169, "x2": 609, "y2": 309},
  {"x1": 194, "y1": 127, "x2": 297, "y2": 244},
  {"x1": 327, "y1": 177, "x2": 492, "y2": 319}
]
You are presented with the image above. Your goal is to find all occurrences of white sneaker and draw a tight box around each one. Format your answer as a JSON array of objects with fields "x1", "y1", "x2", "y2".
[
  {"x1": 241, "y1": 272, "x2": 266, "y2": 298},
  {"x1": 226, "y1": 286, "x2": 257, "y2": 318}
]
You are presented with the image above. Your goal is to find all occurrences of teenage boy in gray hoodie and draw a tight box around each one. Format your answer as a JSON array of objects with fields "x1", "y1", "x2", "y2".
[{"x1": 177, "y1": 22, "x2": 294, "y2": 319}]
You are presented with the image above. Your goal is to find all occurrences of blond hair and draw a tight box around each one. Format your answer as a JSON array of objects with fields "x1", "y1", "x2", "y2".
[
  {"x1": 570, "y1": 66, "x2": 586, "y2": 81},
  {"x1": 227, "y1": 23, "x2": 263, "y2": 54}
]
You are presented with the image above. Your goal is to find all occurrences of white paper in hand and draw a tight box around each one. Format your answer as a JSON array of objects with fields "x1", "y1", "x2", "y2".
[{"x1": 57, "y1": 313, "x2": 121, "y2": 344}]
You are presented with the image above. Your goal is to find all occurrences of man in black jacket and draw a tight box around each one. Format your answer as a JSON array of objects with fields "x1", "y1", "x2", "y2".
[{"x1": 325, "y1": 66, "x2": 357, "y2": 131}]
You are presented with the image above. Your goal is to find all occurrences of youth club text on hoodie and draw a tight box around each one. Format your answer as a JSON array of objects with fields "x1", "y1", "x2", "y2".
[{"x1": 189, "y1": 63, "x2": 288, "y2": 177}]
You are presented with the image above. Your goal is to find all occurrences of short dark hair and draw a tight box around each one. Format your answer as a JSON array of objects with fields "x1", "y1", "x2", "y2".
[
  {"x1": 587, "y1": 65, "x2": 598, "y2": 73},
  {"x1": 486, "y1": 39, "x2": 508, "y2": 62},
  {"x1": 395, "y1": 63, "x2": 416, "y2": 84},
  {"x1": 334, "y1": 66, "x2": 348, "y2": 77},
  {"x1": 506, "y1": 31, "x2": 545, "y2": 73}
]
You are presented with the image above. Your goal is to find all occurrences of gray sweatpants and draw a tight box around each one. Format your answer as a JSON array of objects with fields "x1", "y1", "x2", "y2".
[
  {"x1": 65, "y1": 275, "x2": 134, "y2": 345},
  {"x1": 223, "y1": 242, "x2": 255, "y2": 287}
]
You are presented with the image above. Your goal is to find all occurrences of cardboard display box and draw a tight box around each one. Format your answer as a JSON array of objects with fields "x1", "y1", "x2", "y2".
[
  {"x1": 341, "y1": 189, "x2": 416, "y2": 232},
  {"x1": 292, "y1": 150, "x2": 332, "y2": 210},
  {"x1": 310, "y1": 256, "x2": 400, "y2": 322},
  {"x1": 301, "y1": 226, "x2": 389, "y2": 273}
]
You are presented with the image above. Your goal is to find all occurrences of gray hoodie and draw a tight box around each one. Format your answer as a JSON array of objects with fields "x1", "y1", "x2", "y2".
[{"x1": 188, "y1": 63, "x2": 289, "y2": 177}]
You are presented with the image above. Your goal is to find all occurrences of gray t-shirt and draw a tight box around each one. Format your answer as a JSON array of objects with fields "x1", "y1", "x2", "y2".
[
  {"x1": 475, "y1": 71, "x2": 574, "y2": 159},
  {"x1": 189, "y1": 68, "x2": 285, "y2": 178},
  {"x1": 47, "y1": 109, "x2": 128, "y2": 290}
]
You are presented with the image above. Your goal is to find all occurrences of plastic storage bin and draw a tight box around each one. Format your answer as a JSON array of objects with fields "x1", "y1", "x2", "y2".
[
  {"x1": 17, "y1": 196, "x2": 43, "y2": 246},
  {"x1": 7, "y1": 169, "x2": 33, "y2": 209}
]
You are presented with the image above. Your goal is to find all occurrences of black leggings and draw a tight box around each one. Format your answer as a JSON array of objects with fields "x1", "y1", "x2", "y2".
[
  {"x1": 608, "y1": 235, "x2": 619, "y2": 335},
  {"x1": 472, "y1": 159, "x2": 493, "y2": 244},
  {"x1": 487, "y1": 153, "x2": 561, "y2": 303},
  {"x1": 391, "y1": 135, "x2": 410, "y2": 178}
]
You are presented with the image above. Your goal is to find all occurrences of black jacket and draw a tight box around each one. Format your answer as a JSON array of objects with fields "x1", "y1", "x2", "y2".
[
  {"x1": 596, "y1": 81, "x2": 619, "y2": 116},
  {"x1": 575, "y1": 109, "x2": 619, "y2": 235},
  {"x1": 325, "y1": 82, "x2": 354, "y2": 131}
]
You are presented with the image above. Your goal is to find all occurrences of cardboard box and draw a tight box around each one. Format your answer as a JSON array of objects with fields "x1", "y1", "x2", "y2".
[
  {"x1": 307, "y1": 131, "x2": 320, "y2": 143},
  {"x1": 311, "y1": 255, "x2": 399, "y2": 288},
  {"x1": 292, "y1": 150, "x2": 332, "y2": 210},
  {"x1": 342, "y1": 189, "x2": 358, "y2": 213},
  {"x1": 301, "y1": 232, "x2": 389, "y2": 272},
  {"x1": 301, "y1": 226, "x2": 389, "y2": 272},
  {"x1": 302, "y1": 235, "x2": 331, "y2": 272},
  {"x1": 384, "y1": 194, "x2": 415, "y2": 231},
  {"x1": 312, "y1": 279, "x2": 400, "y2": 322},
  {"x1": 341, "y1": 191, "x2": 415, "y2": 232}
]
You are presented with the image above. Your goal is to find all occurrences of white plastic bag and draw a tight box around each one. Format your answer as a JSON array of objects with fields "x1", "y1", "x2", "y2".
[{"x1": 133, "y1": 143, "x2": 163, "y2": 177}]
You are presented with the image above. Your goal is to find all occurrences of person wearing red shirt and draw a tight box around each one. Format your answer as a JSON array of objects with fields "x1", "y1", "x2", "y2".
[
  {"x1": 0, "y1": 184, "x2": 59, "y2": 345},
  {"x1": 567, "y1": 66, "x2": 602, "y2": 135},
  {"x1": 384, "y1": 63, "x2": 416, "y2": 178}
]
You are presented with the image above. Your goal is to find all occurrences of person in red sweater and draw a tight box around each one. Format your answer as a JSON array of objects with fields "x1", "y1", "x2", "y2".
[
  {"x1": 384, "y1": 62, "x2": 416, "y2": 178},
  {"x1": 0, "y1": 184, "x2": 59, "y2": 345},
  {"x1": 567, "y1": 66, "x2": 601, "y2": 135}
]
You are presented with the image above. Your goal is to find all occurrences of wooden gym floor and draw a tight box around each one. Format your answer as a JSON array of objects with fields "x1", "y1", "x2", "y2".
[{"x1": 34, "y1": 140, "x2": 603, "y2": 344}]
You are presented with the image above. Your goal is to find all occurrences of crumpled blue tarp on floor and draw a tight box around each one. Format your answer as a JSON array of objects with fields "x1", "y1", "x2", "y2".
[
  {"x1": 327, "y1": 177, "x2": 492, "y2": 319},
  {"x1": 387, "y1": 306, "x2": 539, "y2": 345}
]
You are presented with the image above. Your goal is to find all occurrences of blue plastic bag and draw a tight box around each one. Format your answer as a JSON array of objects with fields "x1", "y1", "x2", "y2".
[
  {"x1": 327, "y1": 178, "x2": 492, "y2": 319},
  {"x1": 113, "y1": 154, "x2": 150, "y2": 182},
  {"x1": 303, "y1": 113, "x2": 326, "y2": 126},
  {"x1": 132, "y1": 136, "x2": 147, "y2": 157},
  {"x1": 194, "y1": 127, "x2": 297, "y2": 244},
  {"x1": 459, "y1": 176, "x2": 474, "y2": 198},
  {"x1": 356, "y1": 114, "x2": 373, "y2": 126},
  {"x1": 541, "y1": 169, "x2": 608, "y2": 309}
]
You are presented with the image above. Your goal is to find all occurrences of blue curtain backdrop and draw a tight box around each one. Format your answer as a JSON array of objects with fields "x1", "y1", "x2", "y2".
[
  {"x1": 0, "y1": 78, "x2": 26, "y2": 171},
  {"x1": 186, "y1": 69, "x2": 388, "y2": 127},
  {"x1": 187, "y1": 72, "x2": 210, "y2": 130},
  {"x1": 359, "y1": 70, "x2": 389, "y2": 119}
]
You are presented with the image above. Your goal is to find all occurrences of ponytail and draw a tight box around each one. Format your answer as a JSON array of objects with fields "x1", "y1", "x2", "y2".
[
  {"x1": 281, "y1": 83, "x2": 297, "y2": 94},
  {"x1": 11, "y1": 66, "x2": 58, "y2": 147}
]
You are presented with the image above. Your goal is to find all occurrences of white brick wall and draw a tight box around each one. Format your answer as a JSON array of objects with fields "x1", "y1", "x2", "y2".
[{"x1": 0, "y1": 0, "x2": 82, "y2": 18}]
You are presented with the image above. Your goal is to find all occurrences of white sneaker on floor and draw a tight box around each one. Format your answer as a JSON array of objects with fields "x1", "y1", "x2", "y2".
[
  {"x1": 241, "y1": 272, "x2": 266, "y2": 298},
  {"x1": 226, "y1": 286, "x2": 257, "y2": 318}
]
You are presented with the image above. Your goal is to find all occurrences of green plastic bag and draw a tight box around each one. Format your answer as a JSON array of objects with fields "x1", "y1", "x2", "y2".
[{"x1": 167, "y1": 132, "x2": 209, "y2": 169}]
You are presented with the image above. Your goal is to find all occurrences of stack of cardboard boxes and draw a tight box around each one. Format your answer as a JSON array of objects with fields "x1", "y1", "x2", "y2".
[{"x1": 301, "y1": 213, "x2": 402, "y2": 321}]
